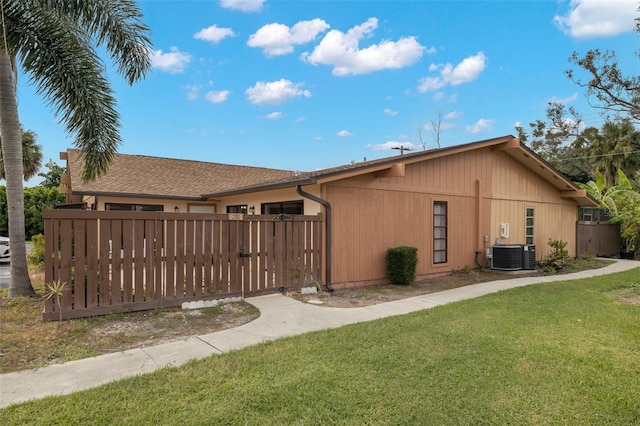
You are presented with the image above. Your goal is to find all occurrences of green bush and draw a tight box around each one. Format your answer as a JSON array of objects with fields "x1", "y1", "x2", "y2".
[
  {"x1": 539, "y1": 239, "x2": 569, "y2": 274},
  {"x1": 386, "y1": 246, "x2": 418, "y2": 285},
  {"x1": 27, "y1": 234, "x2": 45, "y2": 267}
]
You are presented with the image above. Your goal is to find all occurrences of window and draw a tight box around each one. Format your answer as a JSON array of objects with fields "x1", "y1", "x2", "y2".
[
  {"x1": 525, "y1": 207, "x2": 534, "y2": 245},
  {"x1": 578, "y1": 207, "x2": 609, "y2": 222},
  {"x1": 261, "y1": 200, "x2": 303, "y2": 215},
  {"x1": 105, "y1": 203, "x2": 163, "y2": 212},
  {"x1": 433, "y1": 201, "x2": 447, "y2": 264},
  {"x1": 226, "y1": 205, "x2": 247, "y2": 214}
]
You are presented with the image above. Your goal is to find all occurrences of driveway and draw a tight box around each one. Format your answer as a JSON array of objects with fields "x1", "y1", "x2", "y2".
[{"x1": 0, "y1": 242, "x2": 34, "y2": 289}]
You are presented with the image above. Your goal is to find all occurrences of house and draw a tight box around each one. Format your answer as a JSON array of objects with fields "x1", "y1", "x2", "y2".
[{"x1": 60, "y1": 135, "x2": 596, "y2": 290}]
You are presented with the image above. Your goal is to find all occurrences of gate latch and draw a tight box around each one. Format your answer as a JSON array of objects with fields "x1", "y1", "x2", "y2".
[{"x1": 238, "y1": 252, "x2": 251, "y2": 258}]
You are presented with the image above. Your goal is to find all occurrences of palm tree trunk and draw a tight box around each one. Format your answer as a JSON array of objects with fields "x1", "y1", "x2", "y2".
[{"x1": 0, "y1": 51, "x2": 35, "y2": 297}]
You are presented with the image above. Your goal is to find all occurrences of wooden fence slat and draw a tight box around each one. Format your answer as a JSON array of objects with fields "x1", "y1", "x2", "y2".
[
  {"x1": 185, "y1": 220, "x2": 195, "y2": 297},
  {"x1": 60, "y1": 220, "x2": 73, "y2": 309},
  {"x1": 203, "y1": 220, "x2": 213, "y2": 294},
  {"x1": 111, "y1": 220, "x2": 123, "y2": 306},
  {"x1": 73, "y1": 220, "x2": 87, "y2": 310},
  {"x1": 165, "y1": 220, "x2": 176, "y2": 298},
  {"x1": 154, "y1": 219, "x2": 164, "y2": 300},
  {"x1": 194, "y1": 220, "x2": 204, "y2": 297},
  {"x1": 86, "y1": 219, "x2": 99, "y2": 308},
  {"x1": 213, "y1": 219, "x2": 222, "y2": 294},
  {"x1": 122, "y1": 219, "x2": 134, "y2": 303},
  {"x1": 99, "y1": 219, "x2": 111, "y2": 306},
  {"x1": 175, "y1": 219, "x2": 185, "y2": 299},
  {"x1": 134, "y1": 220, "x2": 145, "y2": 302},
  {"x1": 228, "y1": 220, "x2": 241, "y2": 294},
  {"x1": 250, "y1": 220, "x2": 259, "y2": 292}
]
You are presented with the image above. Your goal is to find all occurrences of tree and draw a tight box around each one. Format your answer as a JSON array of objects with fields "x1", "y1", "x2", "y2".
[
  {"x1": 38, "y1": 159, "x2": 66, "y2": 188},
  {"x1": 565, "y1": 8, "x2": 640, "y2": 120},
  {"x1": 0, "y1": 127, "x2": 43, "y2": 180},
  {"x1": 516, "y1": 102, "x2": 592, "y2": 183},
  {"x1": 518, "y1": 103, "x2": 640, "y2": 185},
  {"x1": 586, "y1": 119, "x2": 640, "y2": 186},
  {"x1": 0, "y1": 1, "x2": 152, "y2": 297}
]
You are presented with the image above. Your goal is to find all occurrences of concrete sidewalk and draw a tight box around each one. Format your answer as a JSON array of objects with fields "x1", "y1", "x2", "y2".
[{"x1": 1, "y1": 259, "x2": 638, "y2": 408}]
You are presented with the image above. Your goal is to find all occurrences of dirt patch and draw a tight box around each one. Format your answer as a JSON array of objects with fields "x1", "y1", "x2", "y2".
[
  {"x1": 0, "y1": 299, "x2": 259, "y2": 373},
  {"x1": 286, "y1": 269, "x2": 540, "y2": 308},
  {"x1": 286, "y1": 259, "x2": 616, "y2": 308}
]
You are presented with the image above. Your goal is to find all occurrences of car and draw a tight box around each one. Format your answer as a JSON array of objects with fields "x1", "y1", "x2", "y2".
[{"x1": 0, "y1": 236, "x2": 9, "y2": 262}]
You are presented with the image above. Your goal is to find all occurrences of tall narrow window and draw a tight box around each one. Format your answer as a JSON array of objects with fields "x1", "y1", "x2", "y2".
[
  {"x1": 433, "y1": 201, "x2": 447, "y2": 264},
  {"x1": 525, "y1": 207, "x2": 534, "y2": 245}
]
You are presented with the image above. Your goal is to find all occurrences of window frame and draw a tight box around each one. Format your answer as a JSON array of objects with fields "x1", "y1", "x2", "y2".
[
  {"x1": 433, "y1": 201, "x2": 448, "y2": 264},
  {"x1": 525, "y1": 206, "x2": 534, "y2": 245},
  {"x1": 105, "y1": 203, "x2": 163, "y2": 212},
  {"x1": 261, "y1": 200, "x2": 304, "y2": 215},
  {"x1": 226, "y1": 205, "x2": 247, "y2": 214}
]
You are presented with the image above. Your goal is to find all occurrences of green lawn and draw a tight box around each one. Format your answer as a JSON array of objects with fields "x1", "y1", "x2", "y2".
[{"x1": 3, "y1": 269, "x2": 640, "y2": 425}]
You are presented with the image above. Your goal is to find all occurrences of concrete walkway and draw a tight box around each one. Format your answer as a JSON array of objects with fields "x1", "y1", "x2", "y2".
[{"x1": 1, "y1": 259, "x2": 638, "y2": 408}]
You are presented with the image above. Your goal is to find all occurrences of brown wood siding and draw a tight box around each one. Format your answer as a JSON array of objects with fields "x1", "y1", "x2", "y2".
[
  {"x1": 324, "y1": 146, "x2": 580, "y2": 287},
  {"x1": 327, "y1": 183, "x2": 485, "y2": 285},
  {"x1": 490, "y1": 151, "x2": 579, "y2": 257}
]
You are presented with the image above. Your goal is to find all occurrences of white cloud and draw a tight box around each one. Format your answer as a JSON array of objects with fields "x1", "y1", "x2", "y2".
[
  {"x1": 418, "y1": 52, "x2": 486, "y2": 92},
  {"x1": 248, "y1": 19, "x2": 330, "y2": 56},
  {"x1": 245, "y1": 79, "x2": 311, "y2": 105},
  {"x1": 315, "y1": 136, "x2": 323, "y2": 141},
  {"x1": 205, "y1": 90, "x2": 230, "y2": 103},
  {"x1": 151, "y1": 47, "x2": 191, "y2": 74},
  {"x1": 553, "y1": 0, "x2": 637, "y2": 38},
  {"x1": 465, "y1": 118, "x2": 495, "y2": 134},
  {"x1": 444, "y1": 110, "x2": 462, "y2": 120},
  {"x1": 263, "y1": 111, "x2": 283, "y2": 119},
  {"x1": 384, "y1": 108, "x2": 398, "y2": 116},
  {"x1": 194, "y1": 25, "x2": 235, "y2": 44},
  {"x1": 550, "y1": 93, "x2": 579, "y2": 104},
  {"x1": 220, "y1": 0, "x2": 264, "y2": 13},
  {"x1": 185, "y1": 85, "x2": 201, "y2": 100},
  {"x1": 302, "y1": 17, "x2": 426, "y2": 76},
  {"x1": 366, "y1": 141, "x2": 420, "y2": 151},
  {"x1": 337, "y1": 130, "x2": 352, "y2": 137},
  {"x1": 295, "y1": 117, "x2": 305, "y2": 123}
]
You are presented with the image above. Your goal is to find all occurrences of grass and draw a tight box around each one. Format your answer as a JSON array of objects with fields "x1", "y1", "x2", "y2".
[{"x1": 2, "y1": 268, "x2": 639, "y2": 424}]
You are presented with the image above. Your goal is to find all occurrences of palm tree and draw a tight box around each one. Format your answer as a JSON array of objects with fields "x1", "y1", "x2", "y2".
[
  {"x1": 587, "y1": 119, "x2": 640, "y2": 187},
  {"x1": 0, "y1": 1, "x2": 152, "y2": 297},
  {"x1": 0, "y1": 127, "x2": 43, "y2": 180}
]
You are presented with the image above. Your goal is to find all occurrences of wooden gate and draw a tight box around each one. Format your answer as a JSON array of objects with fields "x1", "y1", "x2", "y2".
[{"x1": 42, "y1": 210, "x2": 322, "y2": 320}]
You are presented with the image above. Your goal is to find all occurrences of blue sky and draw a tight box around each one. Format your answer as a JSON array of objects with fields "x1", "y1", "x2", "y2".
[{"x1": 18, "y1": 0, "x2": 639, "y2": 183}]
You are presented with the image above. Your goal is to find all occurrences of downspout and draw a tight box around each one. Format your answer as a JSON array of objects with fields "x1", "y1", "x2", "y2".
[{"x1": 296, "y1": 185, "x2": 333, "y2": 292}]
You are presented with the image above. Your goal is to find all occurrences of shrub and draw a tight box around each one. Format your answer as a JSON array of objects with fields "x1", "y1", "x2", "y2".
[
  {"x1": 386, "y1": 246, "x2": 418, "y2": 285},
  {"x1": 27, "y1": 234, "x2": 45, "y2": 267},
  {"x1": 539, "y1": 239, "x2": 569, "y2": 274}
]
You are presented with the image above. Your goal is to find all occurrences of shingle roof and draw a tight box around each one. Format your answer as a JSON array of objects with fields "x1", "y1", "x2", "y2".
[{"x1": 66, "y1": 149, "x2": 295, "y2": 200}]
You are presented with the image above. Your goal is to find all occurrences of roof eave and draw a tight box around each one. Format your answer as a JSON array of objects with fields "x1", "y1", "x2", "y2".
[
  {"x1": 202, "y1": 177, "x2": 317, "y2": 198},
  {"x1": 72, "y1": 190, "x2": 207, "y2": 202}
]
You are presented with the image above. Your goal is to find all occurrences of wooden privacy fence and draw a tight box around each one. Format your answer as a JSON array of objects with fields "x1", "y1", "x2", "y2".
[
  {"x1": 576, "y1": 222, "x2": 620, "y2": 258},
  {"x1": 42, "y1": 210, "x2": 323, "y2": 321}
]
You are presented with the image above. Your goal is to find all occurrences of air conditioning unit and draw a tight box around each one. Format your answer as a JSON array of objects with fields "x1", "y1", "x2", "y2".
[
  {"x1": 522, "y1": 244, "x2": 536, "y2": 270},
  {"x1": 491, "y1": 245, "x2": 523, "y2": 270}
]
